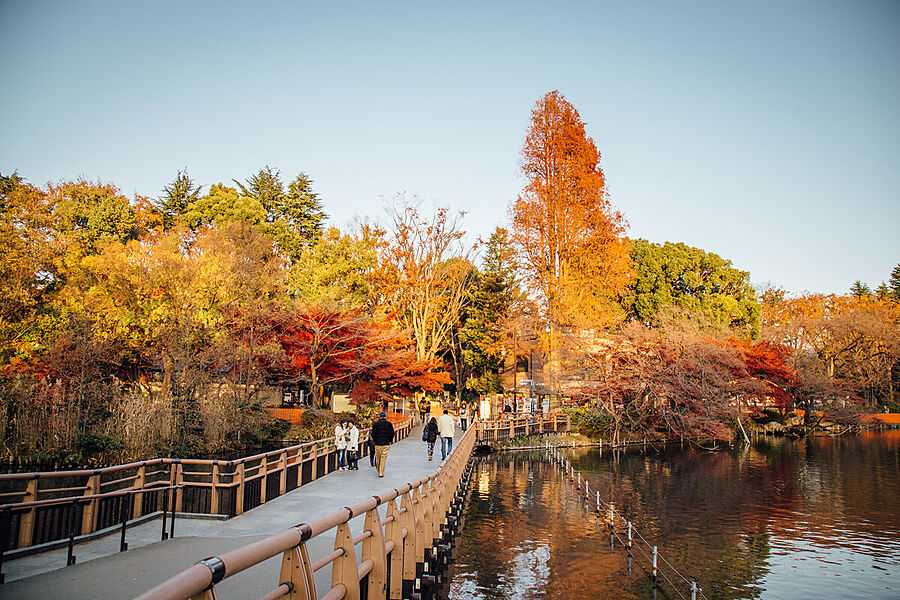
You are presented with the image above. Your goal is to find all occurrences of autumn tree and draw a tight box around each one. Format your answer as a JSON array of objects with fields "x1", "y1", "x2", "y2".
[
  {"x1": 624, "y1": 239, "x2": 761, "y2": 337},
  {"x1": 278, "y1": 305, "x2": 428, "y2": 408},
  {"x1": 373, "y1": 199, "x2": 474, "y2": 364},
  {"x1": 511, "y1": 91, "x2": 632, "y2": 397},
  {"x1": 48, "y1": 179, "x2": 139, "y2": 256}
]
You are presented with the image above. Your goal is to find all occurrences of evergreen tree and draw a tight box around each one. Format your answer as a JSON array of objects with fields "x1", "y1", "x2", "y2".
[
  {"x1": 236, "y1": 167, "x2": 327, "y2": 261},
  {"x1": 234, "y1": 166, "x2": 284, "y2": 222},
  {"x1": 459, "y1": 228, "x2": 519, "y2": 395},
  {"x1": 889, "y1": 264, "x2": 900, "y2": 302},
  {"x1": 158, "y1": 169, "x2": 202, "y2": 229},
  {"x1": 875, "y1": 282, "x2": 891, "y2": 302},
  {"x1": 850, "y1": 280, "x2": 872, "y2": 300}
]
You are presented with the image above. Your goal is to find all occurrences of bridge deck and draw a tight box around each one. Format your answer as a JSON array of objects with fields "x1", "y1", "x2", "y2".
[{"x1": 0, "y1": 424, "x2": 462, "y2": 600}]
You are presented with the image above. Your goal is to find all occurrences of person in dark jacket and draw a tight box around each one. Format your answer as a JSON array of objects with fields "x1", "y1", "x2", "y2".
[
  {"x1": 370, "y1": 412, "x2": 396, "y2": 477},
  {"x1": 423, "y1": 416, "x2": 439, "y2": 461}
]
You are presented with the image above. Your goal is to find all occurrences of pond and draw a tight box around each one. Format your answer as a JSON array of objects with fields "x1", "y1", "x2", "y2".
[{"x1": 448, "y1": 431, "x2": 900, "y2": 599}]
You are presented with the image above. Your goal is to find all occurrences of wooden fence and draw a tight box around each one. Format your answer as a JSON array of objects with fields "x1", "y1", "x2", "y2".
[
  {"x1": 0, "y1": 418, "x2": 412, "y2": 553},
  {"x1": 133, "y1": 424, "x2": 477, "y2": 600},
  {"x1": 475, "y1": 414, "x2": 571, "y2": 443}
]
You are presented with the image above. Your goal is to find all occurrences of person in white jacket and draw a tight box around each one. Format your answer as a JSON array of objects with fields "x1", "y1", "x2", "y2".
[
  {"x1": 334, "y1": 420, "x2": 349, "y2": 471},
  {"x1": 437, "y1": 409, "x2": 455, "y2": 460},
  {"x1": 346, "y1": 420, "x2": 360, "y2": 470}
]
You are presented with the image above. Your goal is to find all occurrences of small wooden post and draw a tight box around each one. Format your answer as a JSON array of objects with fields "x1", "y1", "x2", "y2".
[
  {"x1": 133, "y1": 464, "x2": 146, "y2": 518},
  {"x1": 210, "y1": 462, "x2": 220, "y2": 515},
  {"x1": 81, "y1": 472, "x2": 101, "y2": 534},
  {"x1": 174, "y1": 462, "x2": 184, "y2": 513},
  {"x1": 235, "y1": 462, "x2": 246, "y2": 515},
  {"x1": 278, "y1": 450, "x2": 288, "y2": 495},
  {"x1": 260, "y1": 459, "x2": 268, "y2": 505},
  {"x1": 17, "y1": 478, "x2": 38, "y2": 548}
]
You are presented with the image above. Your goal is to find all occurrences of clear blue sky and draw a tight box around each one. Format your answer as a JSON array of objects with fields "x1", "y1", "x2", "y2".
[{"x1": 2, "y1": 1, "x2": 898, "y2": 295}]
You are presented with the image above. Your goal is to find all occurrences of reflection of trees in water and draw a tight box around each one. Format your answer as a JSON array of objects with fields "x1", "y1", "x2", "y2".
[{"x1": 452, "y1": 455, "x2": 638, "y2": 599}]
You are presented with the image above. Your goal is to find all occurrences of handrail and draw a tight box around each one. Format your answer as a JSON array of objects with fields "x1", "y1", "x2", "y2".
[
  {"x1": 133, "y1": 424, "x2": 478, "y2": 600},
  {"x1": 0, "y1": 416, "x2": 413, "y2": 552}
]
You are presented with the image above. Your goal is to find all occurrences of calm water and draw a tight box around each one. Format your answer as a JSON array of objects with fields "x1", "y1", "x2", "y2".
[{"x1": 448, "y1": 431, "x2": 900, "y2": 600}]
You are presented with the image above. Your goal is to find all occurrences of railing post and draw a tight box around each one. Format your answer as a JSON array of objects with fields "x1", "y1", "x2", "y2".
[
  {"x1": 652, "y1": 545, "x2": 658, "y2": 585},
  {"x1": 17, "y1": 478, "x2": 37, "y2": 548},
  {"x1": 691, "y1": 581, "x2": 697, "y2": 600},
  {"x1": 210, "y1": 462, "x2": 220, "y2": 515},
  {"x1": 133, "y1": 464, "x2": 146, "y2": 518},
  {"x1": 384, "y1": 500, "x2": 405, "y2": 599},
  {"x1": 399, "y1": 490, "x2": 417, "y2": 598},
  {"x1": 174, "y1": 462, "x2": 184, "y2": 513},
  {"x1": 627, "y1": 521, "x2": 633, "y2": 552},
  {"x1": 278, "y1": 450, "x2": 288, "y2": 495},
  {"x1": 81, "y1": 471, "x2": 101, "y2": 535},
  {"x1": 235, "y1": 462, "x2": 246, "y2": 516},
  {"x1": 332, "y1": 522, "x2": 361, "y2": 600},
  {"x1": 260, "y1": 458, "x2": 268, "y2": 505},
  {"x1": 279, "y1": 539, "x2": 316, "y2": 599},
  {"x1": 363, "y1": 507, "x2": 387, "y2": 598}
]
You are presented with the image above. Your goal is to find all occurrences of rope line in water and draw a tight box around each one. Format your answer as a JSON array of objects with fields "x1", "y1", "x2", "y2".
[{"x1": 546, "y1": 444, "x2": 708, "y2": 600}]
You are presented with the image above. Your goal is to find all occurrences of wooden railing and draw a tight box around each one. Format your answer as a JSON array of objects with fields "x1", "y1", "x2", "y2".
[
  {"x1": 0, "y1": 418, "x2": 412, "y2": 553},
  {"x1": 475, "y1": 414, "x2": 570, "y2": 443},
  {"x1": 133, "y1": 424, "x2": 477, "y2": 600}
]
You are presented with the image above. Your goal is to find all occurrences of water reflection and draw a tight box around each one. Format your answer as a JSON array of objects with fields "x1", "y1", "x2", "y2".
[{"x1": 449, "y1": 432, "x2": 900, "y2": 599}]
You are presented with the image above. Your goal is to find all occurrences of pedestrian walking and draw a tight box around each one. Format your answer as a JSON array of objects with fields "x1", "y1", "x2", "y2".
[
  {"x1": 423, "y1": 416, "x2": 439, "y2": 461},
  {"x1": 437, "y1": 409, "x2": 455, "y2": 460},
  {"x1": 346, "y1": 419, "x2": 360, "y2": 470},
  {"x1": 334, "y1": 420, "x2": 349, "y2": 471},
  {"x1": 370, "y1": 411, "x2": 396, "y2": 477}
]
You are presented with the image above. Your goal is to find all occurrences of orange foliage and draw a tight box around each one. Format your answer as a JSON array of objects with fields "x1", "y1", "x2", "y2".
[{"x1": 512, "y1": 91, "x2": 632, "y2": 329}]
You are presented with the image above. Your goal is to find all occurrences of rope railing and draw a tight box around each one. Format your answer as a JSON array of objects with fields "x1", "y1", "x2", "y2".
[{"x1": 546, "y1": 444, "x2": 709, "y2": 600}]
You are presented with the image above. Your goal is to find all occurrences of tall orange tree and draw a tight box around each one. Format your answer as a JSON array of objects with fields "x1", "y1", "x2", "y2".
[{"x1": 511, "y1": 91, "x2": 632, "y2": 392}]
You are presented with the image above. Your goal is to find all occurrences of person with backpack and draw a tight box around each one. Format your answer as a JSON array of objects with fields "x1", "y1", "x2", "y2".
[{"x1": 423, "y1": 416, "x2": 439, "y2": 461}]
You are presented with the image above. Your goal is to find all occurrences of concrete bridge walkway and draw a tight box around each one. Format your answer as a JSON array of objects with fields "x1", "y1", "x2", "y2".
[{"x1": 0, "y1": 424, "x2": 464, "y2": 600}]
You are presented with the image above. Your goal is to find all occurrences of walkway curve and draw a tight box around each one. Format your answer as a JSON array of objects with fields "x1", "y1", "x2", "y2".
[{"x1": 0, "y1": 424, "x2": 465, "y2": 599}]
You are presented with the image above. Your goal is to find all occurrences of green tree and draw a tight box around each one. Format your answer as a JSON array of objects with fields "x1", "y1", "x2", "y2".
[
  {"x1": 49, "y1": 179, "x2": 138, "y2": 255},
  {"x1": 157, "y1": 169, "x2": 202, "y2": 230},
  {"x1": 850, "y1": 280, "x2": 872, "y2": 300},
  {"x1": 183, "y1": 183, "x2": 266, "y2": 228},
  {"x1": 288, "y1": 226, "x2": 376, "y2": 308},
  {"x1": 236, "y1": 167, "x2": 327, "y2": 261},
  {"x1": 889, "y1": 264, "x2": 900, "y2": 302},
  {"x1": 623, "y1": 239, "x2": 761, "y2": 337},
  {"x1": 459, "y1": 228, "x2": 519, "y2": 395}
]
